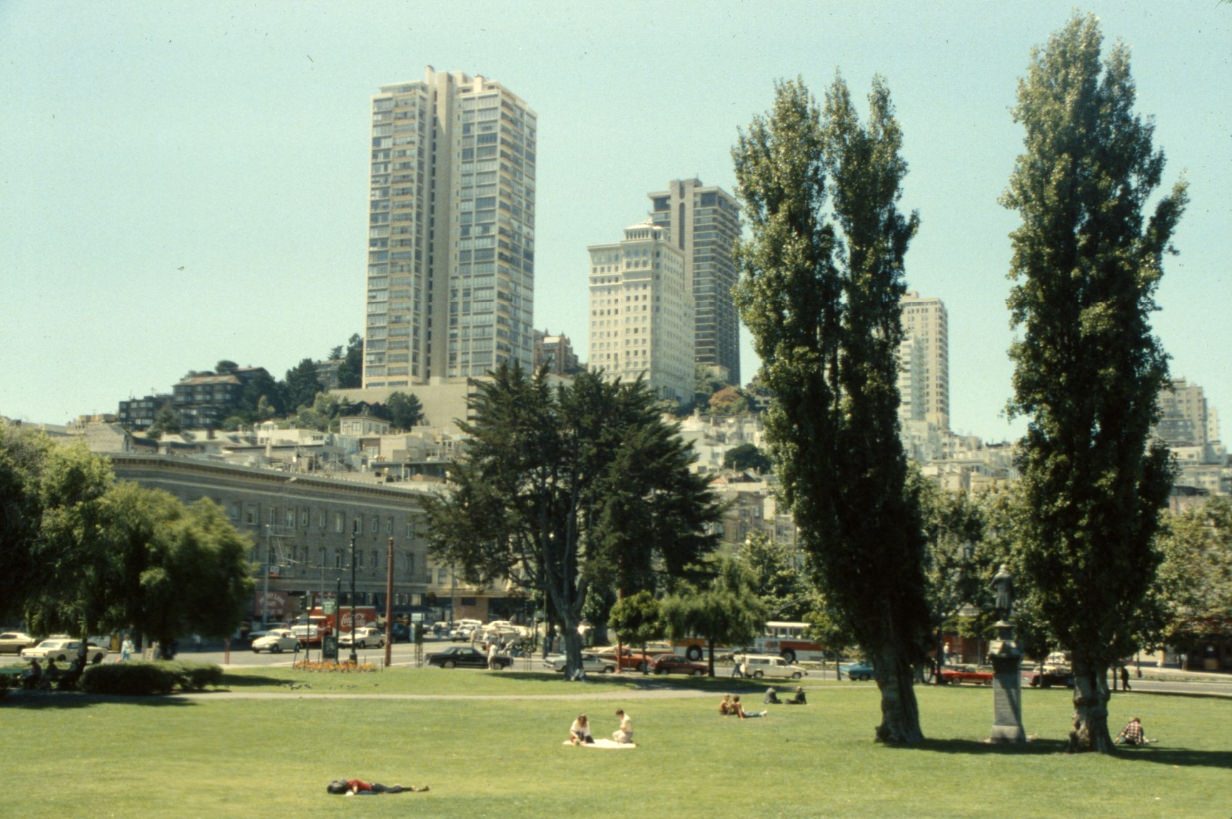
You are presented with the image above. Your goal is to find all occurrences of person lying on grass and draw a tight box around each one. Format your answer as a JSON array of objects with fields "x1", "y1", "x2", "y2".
[{"x1": 326, "y1": 779, "x2": 428, "y2": 795}]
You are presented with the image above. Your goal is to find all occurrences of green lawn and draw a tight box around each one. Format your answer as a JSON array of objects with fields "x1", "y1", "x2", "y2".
[{"x1": 3, "y1": 670, "x2": 1228, "y2": 817}]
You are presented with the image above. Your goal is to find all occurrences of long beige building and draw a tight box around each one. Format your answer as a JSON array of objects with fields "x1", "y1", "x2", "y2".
[
  {"x1": 588, "y1": 223, "x2": 693, "y2": 404},
  {"x1": 363, "y1": 68, "x2": 536, "y2": 389}
]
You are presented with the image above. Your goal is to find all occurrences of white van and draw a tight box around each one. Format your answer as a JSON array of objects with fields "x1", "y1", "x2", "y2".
[{"x1": 740, "y1": 654, "x2": 808, "y2": 680}]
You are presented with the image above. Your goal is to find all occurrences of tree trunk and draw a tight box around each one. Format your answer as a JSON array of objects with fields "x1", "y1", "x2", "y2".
[
  {"x1": 873, "y1": 646, "x2": 924, "y2": 744},
  {"x1": 1067, "y1": 660, "x2": 1114, "y2": 752}
]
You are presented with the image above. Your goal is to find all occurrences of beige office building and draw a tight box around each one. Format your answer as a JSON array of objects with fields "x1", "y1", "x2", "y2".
[
  {"x1": 649, "y1": 179, "x2": 742, "y2": 385},
  {"x1": 588, "y1": 223, "x2": 693, "y2": 404},
  {"x1": 898, "y1": 292, "x2": 950, "y2": 432},
  {"x1": 363, "y1": 68, "x2": 536, "y2": 389}
]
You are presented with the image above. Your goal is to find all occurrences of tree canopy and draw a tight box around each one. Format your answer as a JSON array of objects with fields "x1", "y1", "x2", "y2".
[
  {"x1": 1002, "y1": 14, "x2": 1187, "y2": 753},
  {"x1": 733, "y1": 75, "x2": 928, "y2": 743},
  {"x1": 423, "y1": 364, "x2": 721, "y2": 678}
]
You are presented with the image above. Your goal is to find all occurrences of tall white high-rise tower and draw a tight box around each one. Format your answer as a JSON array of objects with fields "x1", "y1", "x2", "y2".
[
  {"x1": 588, "y1": 223, "x2": 693, "y2": 405},
  {"x1": 362, "y1": 68, "x2": 536, "y2": 388},
  {"x1": 649, "y1": 179, "x2": 742, "y2": 385},
  {"x1": 898, "y1": 292, "x2": 950, "y2": 432}
]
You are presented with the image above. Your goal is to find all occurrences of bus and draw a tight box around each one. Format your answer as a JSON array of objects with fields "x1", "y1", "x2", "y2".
[{"x1": 672, "y1": 621, "x2": 826, "y2": 664}]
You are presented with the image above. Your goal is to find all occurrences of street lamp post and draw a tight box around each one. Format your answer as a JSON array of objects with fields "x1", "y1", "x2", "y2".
[
  {"x1": 262, "y1": 524, "x2": 271, "y2": 629},
  {"x1": 349, "y1": 519, "x2": 358, "y2": 665}
]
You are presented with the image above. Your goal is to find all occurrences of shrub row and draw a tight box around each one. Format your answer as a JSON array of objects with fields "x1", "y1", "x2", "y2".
[{"x1": 80, "y1": 661, "x2": 223, "y2": 696}]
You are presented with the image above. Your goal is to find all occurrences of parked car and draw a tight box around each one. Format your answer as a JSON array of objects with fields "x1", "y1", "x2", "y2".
[
  {"x1": 21, "y1": 638, "x2": 108, "y2": 664},
  {"x1": 1026, "y1": 667, "x2": 1074, "y2": 688},
  {"x1": 740, "y1": 654, "x2": 807, "y2": 680},
  {"x1": 427, "y1": 645, "x2": 512, "y2": 669},
  {"x1": 251, "y1": 629, "x2": 300, "y2": 654},
  {"x1": 339, "y1": 627, "x2": 385, "y2": 649},
  {"x1": 938, "y1": 664, "x2": 994, "y2": 685},
  {"x1": 542, "y1": 652, "x2": 616, "y2": 674},
  {"x1": 840, "y1": 661, "x2": 874, "y2": 681},
  {"x1": 652, "y1": 655, "x2": 708, "y2": 676},
  {"x1": 290, "y1": 624, "x2": 322, "y2": 646},
  {"x1": 612, "y1": 648, "x2": 666, "y2": 673},
  {"x1": 0, "y1": 631, "x2": 38, "y2": 654}
]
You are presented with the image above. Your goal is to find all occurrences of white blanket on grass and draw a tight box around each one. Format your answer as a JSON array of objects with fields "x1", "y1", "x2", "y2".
[{"x1": 562, "y1": 738, "x2": 637, "y2": 749}]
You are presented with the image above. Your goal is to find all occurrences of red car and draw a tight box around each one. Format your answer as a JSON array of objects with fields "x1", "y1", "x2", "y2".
[
  {"x1": 938, "y1": 665, "x2": 994, "y2": 685},
  {"x1": 612, "y1": 648, "x2": 663, "y2": 673},
  {"x1": 652, "y1": 654, "x2": 708, "y2": 676}
]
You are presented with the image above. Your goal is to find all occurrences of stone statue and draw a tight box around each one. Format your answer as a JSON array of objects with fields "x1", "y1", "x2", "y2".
[{"x1": 992, "y1": 564, "x2": 1014, "y2": 620}]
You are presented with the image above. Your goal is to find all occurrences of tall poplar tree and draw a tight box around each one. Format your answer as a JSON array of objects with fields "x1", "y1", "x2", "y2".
[
  {"x1": 733, "y1": 76, "x2": 929, "y2": 743},
  {"x1": 1002, "y1": 15, "x2": 1187, "y2": 753}
]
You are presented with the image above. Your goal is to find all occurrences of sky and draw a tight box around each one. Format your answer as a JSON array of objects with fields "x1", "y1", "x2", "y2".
[{"x1": 2, "y1": 1, "x2": 1229, "y2": 442}]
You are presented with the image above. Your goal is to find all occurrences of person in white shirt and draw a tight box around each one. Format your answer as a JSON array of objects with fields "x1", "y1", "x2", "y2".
[
  {"x1": 612, "y1": 709, "x2": 634, "y2": 743},
  {"x1": 568, "y1": 714, "x2": 593, "y2": 745}
]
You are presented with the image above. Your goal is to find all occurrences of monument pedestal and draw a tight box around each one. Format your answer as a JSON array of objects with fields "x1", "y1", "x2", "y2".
[{"x1": 987, "y1": 620, "x2": 1025, "y2": 743}]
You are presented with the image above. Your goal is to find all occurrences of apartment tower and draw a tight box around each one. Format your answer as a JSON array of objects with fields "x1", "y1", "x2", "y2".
[
  {"x1": 898, "y1": 292, "x2": 950, "y2": 432},
  {"x1": 649, "y1": 179, "x2": 741, "y2": 385},
  {"x1": 362, "y1": 68, "x2": 536, "y2": 389},
  {"x1": 588, "y1": 223, "x2": 693, "y2": 404}
]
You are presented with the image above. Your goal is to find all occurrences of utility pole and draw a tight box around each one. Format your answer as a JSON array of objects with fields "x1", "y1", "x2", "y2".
[
  {"x1": 384, "y1": 537, "x2": 394, "y2": 668},
  {"x1": 348, "y1": 519, "x2": 358, "y2": 665}
]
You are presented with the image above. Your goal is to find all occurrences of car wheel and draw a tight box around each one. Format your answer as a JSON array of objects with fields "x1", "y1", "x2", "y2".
[
  {"x1": 791, "y1": 671, "x2": 803, "y2": 679},
  {"x1": 57, "y1": 654, "x2": 68, "y2": 662},
  {"x1": 753, "y1": 670, "x2": 764, "y2": 679},
  {"x1": 443, "y1": 660, "x2": 456, "y2": 669},
  {"x1": 1041, "y1": 678, "x2": 1052, "y2": 689},
  {"x1": 691, "y1": 669, "x2": 705, "y2": 677},
  {"x1": 252, "y1": 648, "x2": 260, "y2": 653},
  {"x1": 860, "y1": 673, "x2": 871, "y2": 682},
  {"x1": 603, "y1": 666, "x2": 615, "y2": 674},
  {"x1": 686, "y1": 646, "x2": 703, "y2": 661},
  {"x1": 637, "y1": 661, "x2": 648, "y2": 673},
  {"x1": 272, "y1": 645, "x2": 282, "y2": 653}
]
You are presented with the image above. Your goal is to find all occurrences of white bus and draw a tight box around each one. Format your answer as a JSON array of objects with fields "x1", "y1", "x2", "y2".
[
  {"x1": 672, "y1": 620, "x2": 826, "y2": 664},
  {"x1": 750, "y1": 621, "x2": 826, "y2": 664}
]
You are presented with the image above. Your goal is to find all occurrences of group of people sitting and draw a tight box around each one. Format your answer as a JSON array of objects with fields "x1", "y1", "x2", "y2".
[
  {"x1": 719, "y1": 694, "x2": 767, "y2": 719},
  {"x1": 20, "y1": 657, "x2": 85, "y2": 691},
  {"x1": 567, "y1": 708, "x2": 634, "y2": 745},
  {"x1": 763, "y1": 686, "x2": 807, "y2": 705}
]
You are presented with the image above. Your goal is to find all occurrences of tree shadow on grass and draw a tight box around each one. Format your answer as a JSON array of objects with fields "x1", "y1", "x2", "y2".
[
  {"x1": 0, "y1": 692, "x2": 197, "y2": 710},
  {"x1": 914, "y1": 737, "x2": 1232, "y2": 770},
  {"x1": 219, "y1": 673, "x2": 296, "y2": 689}
]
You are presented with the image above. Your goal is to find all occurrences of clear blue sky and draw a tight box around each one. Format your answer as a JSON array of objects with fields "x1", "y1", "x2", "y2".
[{"x1": 2, "y1": 1, "x2": 1228, "y2": 441}]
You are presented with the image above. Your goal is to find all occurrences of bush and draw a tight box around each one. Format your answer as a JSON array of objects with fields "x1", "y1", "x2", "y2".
[
  {"x1": 79, "y1": 661, "x2": 223, "y2": 695},
  {"x1": 167, "y1": 661, "x2": 224, "y2": 691},
  {"x1": 81, "y1": 662, "x2": 178, "y2": 695}
]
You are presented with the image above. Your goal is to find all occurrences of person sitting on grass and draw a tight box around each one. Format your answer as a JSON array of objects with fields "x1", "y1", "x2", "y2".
[
  {"x1": 326, "y1": 779, "x2": 428, "y2": 795},
  {"x1": 1115, "y1": 717, "x2": 1150, "y2": 746},
  {"x1": 568, "y1": 713, "x2": 594, "y2": 745},
  {"x1": 719, "y1": 694, "x2": 736, "y2": 716},
  {"x1": 612, "y1": 709, "x2": 634, "y2": 743},
  {"x1": 786, "y1": 686, "x2": 807, "y2": 705},
  {"x1": 732, "y1": 695, "x2": 767, "y2": 719},
  {"x1": 763, "y1": 687, "x2": 781, "y2": 705}
]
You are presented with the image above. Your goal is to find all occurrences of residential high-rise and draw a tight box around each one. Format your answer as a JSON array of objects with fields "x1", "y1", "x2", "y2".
[
  {"x1": 362, "y1": 68, "x2": 536, "y2": 389},
  {"x1": 649, "y1": 179, "x2": 741, "y2": 385},
  {"x1": 897, "y1": 292, "x2": 949, "y2": 432},
  {"x1": 588, "y1": 223, "x2": 693, "y2": 404},
  {"x1": 1157, "y1": 378, "x2": 1214, "y2": 449}
]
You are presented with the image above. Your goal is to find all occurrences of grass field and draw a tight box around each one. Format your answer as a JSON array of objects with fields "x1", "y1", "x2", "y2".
[{"x1": 3, "y1": 668, "x2": 1229, "y2": 817}]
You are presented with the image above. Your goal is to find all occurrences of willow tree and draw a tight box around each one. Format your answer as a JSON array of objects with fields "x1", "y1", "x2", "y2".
[
  {"x1": 1002, "y1": 15, "x2": 1187, "y2": 753},
  {"x1": 733, "y1": 76, "x2": 929, "y2": 743}
]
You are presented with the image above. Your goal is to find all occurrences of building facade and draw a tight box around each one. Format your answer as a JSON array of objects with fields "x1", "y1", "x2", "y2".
[
  {"x1": 898, "y1": 292, "x2": 950, "y2": 432},
  {"x1": 108, "y1": 455, "x2": 502, "y2": 623},
  {"x1": 363, "y1": 68, "x2": 537, "y2": 389},
  {"x1": 588, "y1": 223, "x2": 693, "y2": 404},
  {"x1": 649, "y1": 178, "x2": 741, "y2": 385},
  {"x1": 533, "y1": 328, "x2": 580, "y2": 375}
]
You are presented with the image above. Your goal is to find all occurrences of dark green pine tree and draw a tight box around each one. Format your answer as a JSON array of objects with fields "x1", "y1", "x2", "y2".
[
  {"x1": 733, "y1": 75, "x2": 929, "y2": 743},
  {"x1": 1002, "y1": 14, "x2": 1187, "y2": 753}
]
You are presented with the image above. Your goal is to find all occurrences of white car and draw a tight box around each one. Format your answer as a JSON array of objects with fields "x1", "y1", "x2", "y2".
[
  {"x1": 740, "y1": 653, "x2": 808, "y2": 680},
  {"x1": 542, "y1": 652, "x2": 616, "y2": 674},
  {"x1": 339, "y1": 627, "x2": 385, "y2": 649},
  {"x1": 0, "y1": 631, "x2": 37, "y2": 654},
  {"x1": 251, "y1": 629, "x2": 299, "y2": 653},
  {"x1": 21, "y1": 638, "x2": 109, "y2": 664}
]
